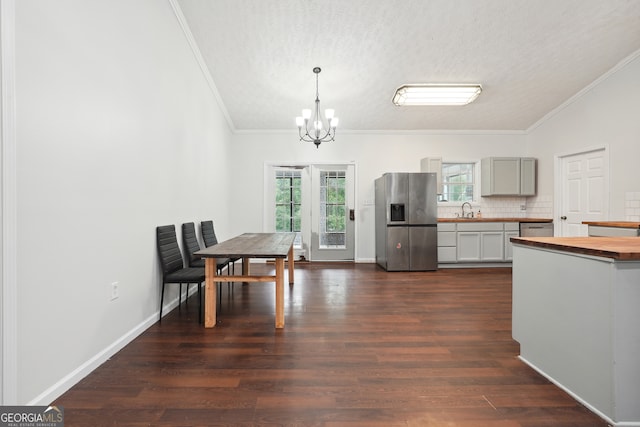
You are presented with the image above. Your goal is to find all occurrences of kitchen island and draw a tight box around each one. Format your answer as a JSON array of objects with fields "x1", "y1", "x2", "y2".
[{"x1": 511, "y1": 237, "x2": 640, "y2": 426}]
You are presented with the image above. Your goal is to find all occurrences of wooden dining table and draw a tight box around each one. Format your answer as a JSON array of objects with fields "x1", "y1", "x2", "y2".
[{"x1": 194, "y1": 232, "x2": 296, "y2": 328}]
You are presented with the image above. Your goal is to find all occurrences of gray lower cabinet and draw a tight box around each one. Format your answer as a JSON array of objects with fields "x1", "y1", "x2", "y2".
[
  {"x1": 504, "y1": 222, "x2": 520, "y2": 261},
  {"x1": 438, "y1": 222, "x2": 520, "y2": 264},
  {"x1": 480, "y1": 231, "x2": 505, "y2": 261},
  {"x1": 437, "y1": 223, "x2": 457, "y2": 263},
  {"x1": 456, "y1": 222, "x2": 504, "y2": 262},
  {"x1": 456, "y1": 232, "x2": 481, "y2": 261}
]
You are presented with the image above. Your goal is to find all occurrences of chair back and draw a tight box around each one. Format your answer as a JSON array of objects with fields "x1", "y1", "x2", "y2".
[
  {"x1": 201, "y1": 220, "x2": 219, "y2": 248},
  {"x1": 182, "y1": 222, "x2": 202, "y2": 267},
  {"x1": 156, "y1": 225, "x2": 184, "y2": 275}
]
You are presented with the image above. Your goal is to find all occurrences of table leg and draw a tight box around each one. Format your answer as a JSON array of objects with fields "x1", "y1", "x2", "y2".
[
  {"x1": 288, "y1": 244, "x2": 294, "y2": 284},
  {"x1": 275, "y1": 258, "x2": 284, "y2": 328},
  {"x1": 204, "y1": 257, "x2": 217, "y2": 328},
  {"x1": 242, "y1": 257, "x2": 250, "y2": 285}
]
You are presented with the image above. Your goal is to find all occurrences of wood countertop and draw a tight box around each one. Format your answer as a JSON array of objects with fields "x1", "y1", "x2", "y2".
[
  {"x1": 510, "y1": 236, "x2": 640, "y2": 261},
  {"x1": 439, "y1": 217, "x2": 552, "y2": 223},
  {"x1": 582, "y1": 221, "x2": 640, "y2": 229}
]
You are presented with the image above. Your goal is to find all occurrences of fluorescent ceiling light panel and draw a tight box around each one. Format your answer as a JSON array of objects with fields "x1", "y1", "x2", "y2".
[{"x1": 392, "y1": 84, "x2": 482, "y2": 106}]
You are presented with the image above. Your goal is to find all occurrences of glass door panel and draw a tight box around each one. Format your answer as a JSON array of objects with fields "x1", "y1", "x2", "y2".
[{"x1": 310, "y1": 164, "x2": 355, "y2": 261}]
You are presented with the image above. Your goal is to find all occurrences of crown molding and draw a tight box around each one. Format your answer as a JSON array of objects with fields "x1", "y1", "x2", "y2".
[
  {"x1": 235, "y1": 128, "x2": 526, "y2": 136},
  {"x1": 527, "y1": 48, "x2": 640, "y2": 133},
  {"x1": 168, "y1": 0, "x2": 236, "y2": 132}
]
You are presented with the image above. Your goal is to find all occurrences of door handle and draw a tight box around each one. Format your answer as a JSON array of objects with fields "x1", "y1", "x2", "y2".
[
  {"x1": 349, "y1": 209, "x2": 355, "y2": 221},
  {"x1": 560, "y1": 216, "x2": 567, "y2": 220}
]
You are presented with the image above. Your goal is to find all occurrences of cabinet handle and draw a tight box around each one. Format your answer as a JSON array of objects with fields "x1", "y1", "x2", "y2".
[{"x1": 560, "y1": 216, "x2": 567, "y2": 220}]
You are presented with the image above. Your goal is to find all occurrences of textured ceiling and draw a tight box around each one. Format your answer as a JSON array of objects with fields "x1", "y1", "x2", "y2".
[{"x1": 177, "y1": 0, "x2": 640, "y2": 131}]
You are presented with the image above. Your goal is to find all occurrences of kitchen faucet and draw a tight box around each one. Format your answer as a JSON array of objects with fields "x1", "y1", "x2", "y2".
[{"x1": 461, "y1": 202, "x2": 473, "y2": 218}]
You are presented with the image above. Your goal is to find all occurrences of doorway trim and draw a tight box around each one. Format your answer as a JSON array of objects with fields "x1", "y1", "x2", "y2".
[
  {"x1": 554, "y1": 145, "x2": 609, "y2": 237},
  {"x1": 1, "y1": 0, "x2": 18, "y2": 405}
]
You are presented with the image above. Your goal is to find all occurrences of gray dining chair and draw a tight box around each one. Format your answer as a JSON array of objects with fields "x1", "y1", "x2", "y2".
[
  {"x1": 156, "y1": 225, "x2": 205, "y2": 323},
  {"x1": 201, "y1": 220, "x2": 240, "y2": 273}
]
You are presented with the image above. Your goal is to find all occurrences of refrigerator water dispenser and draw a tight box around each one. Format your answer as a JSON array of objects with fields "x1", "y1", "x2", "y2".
[{"x1": 390, "y1": 204, "x2": 405, "y2": 222}]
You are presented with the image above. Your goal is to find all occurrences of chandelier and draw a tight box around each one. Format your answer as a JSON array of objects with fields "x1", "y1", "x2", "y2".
[{"x1": 295, "y1": 67, "x2": 339, "y2": 148}]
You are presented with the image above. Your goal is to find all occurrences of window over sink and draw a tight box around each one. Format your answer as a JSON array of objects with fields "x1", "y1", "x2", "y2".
[{"x1": 440, "y1": 162, "x2": 475, "y2": 203}]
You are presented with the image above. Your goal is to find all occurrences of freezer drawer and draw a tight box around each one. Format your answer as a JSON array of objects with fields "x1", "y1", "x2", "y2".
[
  {"x1": 383, "y1": 226, "x2": 437, "y2": 271},
  {"x1": 409, "y1": 226, "x2": 437, "y2": 271},
  {"x1": 385, "y1": 227, "x2": 410, "y2": 271}
]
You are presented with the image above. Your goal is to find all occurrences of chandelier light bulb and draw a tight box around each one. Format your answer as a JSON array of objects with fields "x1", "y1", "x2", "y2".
[{"x1": 325, "y1": 109, "x2": 334, "y2": 120}]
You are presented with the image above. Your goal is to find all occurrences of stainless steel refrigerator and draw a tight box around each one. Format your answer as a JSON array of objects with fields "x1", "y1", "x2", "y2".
[{"x1": 375, "y1": 173, "x2": 438, "y2": 271}]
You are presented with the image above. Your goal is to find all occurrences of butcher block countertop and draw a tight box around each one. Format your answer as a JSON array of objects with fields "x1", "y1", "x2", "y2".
[
  {"x1": 439, "y1": 217, "x2": 552, "y2": 223},
  {"x1": 582, "y1": 221, "x2": 640, "y2": 229},
  {"x1": 511, "y1": 236, "x2": 640, "y2": 261}
]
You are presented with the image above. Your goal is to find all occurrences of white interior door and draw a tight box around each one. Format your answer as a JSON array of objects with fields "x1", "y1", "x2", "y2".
[
  {"x1": 309, "y1": 164, "x2": 355, "y2": 261},
  {"x1": 558, "y1": 148, "x2": 608, "y2": 236}
]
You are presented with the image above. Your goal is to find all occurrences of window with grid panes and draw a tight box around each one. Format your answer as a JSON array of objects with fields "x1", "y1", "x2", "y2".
[
  {"x1": 319, "y1": 171, "x2": 346, "y2": 247},
  {"x1": 440, "y1": 163, "x2": 475, "y2": 202},
  {"x1": 275, "y1": 170, "x2": 302, "y2": 247}
]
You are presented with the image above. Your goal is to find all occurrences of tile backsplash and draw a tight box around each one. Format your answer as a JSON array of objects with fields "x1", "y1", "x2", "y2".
[
  {"x1": 435, "y1": 192, "x2": 640, "y2": 221},
  {"x1": 625, "y1": 192, "x2": 640, "y2": 221},
  {"x1": 437, "y1": 194, "x2": 553, "y2": 219}
]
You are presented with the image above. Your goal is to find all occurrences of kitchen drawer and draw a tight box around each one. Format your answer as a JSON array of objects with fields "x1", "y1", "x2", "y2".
[
  {"x1": 438, "y1": 231, "x2": 456, "y2": 247},
  {"x1": 438, "y1": 246, "x2": 457, "y2": 262},
  {"x1": 505, "y1": 222, "x2": 520, "y2": 232},
  {"x1": 437, "y1": 223, "x2": 456, "y2": 232},
  {"x1": 456, "y1": 222, "x2": 504, "y2": 232}
]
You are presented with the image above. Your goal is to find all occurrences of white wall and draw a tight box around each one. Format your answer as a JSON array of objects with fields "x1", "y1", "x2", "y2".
[
  {"x1": 14, "y1": 0, "x2": 232, "y2": 403},
  {"x1": 230, "y1": 131, "x2": 527, "y2": 261},
  {"x1": 527, "y1": 51, "x2": 640, "y2": 219}
]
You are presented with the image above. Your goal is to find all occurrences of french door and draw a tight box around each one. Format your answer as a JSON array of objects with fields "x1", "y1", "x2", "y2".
[
  {"x1": 266, "y1": 163, "x2": 355, "y2": 261},
  {"x1": 309, "y1": 165, "x2": 355, "y2": 261}
]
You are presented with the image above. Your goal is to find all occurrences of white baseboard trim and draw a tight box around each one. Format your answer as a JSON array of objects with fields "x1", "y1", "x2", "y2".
[
  {"x1": 438, "y1": 263, "x2": 512, "y2": 268},
  {"x1": 517, "y1": 355, "x2": 632, "y2": 426},
  {"x1": 27, "y1": 292, "x2": 190, "y2": 405}
]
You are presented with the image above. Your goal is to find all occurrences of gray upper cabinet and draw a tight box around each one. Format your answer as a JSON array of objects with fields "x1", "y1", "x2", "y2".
[
  {"x1": 519, "y1": 158, "x2": 536, "y2": 196},
  {"x1": 481, "y1": 157, "x2": 536, "y2": 197},
  {"x1": 420, "y1": 157, "x2": 443, "y2": 194}
]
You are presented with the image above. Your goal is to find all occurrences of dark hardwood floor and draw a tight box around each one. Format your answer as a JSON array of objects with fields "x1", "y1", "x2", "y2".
[{"x1": 54, "y1": 263, "x2": 609, "y2": 426}]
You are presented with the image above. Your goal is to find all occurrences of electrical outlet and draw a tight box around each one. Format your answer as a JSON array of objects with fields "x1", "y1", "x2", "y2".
[
  {"x1": 520, "y1": 204, "x2": 527, "y2": 211},
  {"x1": 110, "y1": 282, "x2": 119, "y2": 301}
]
